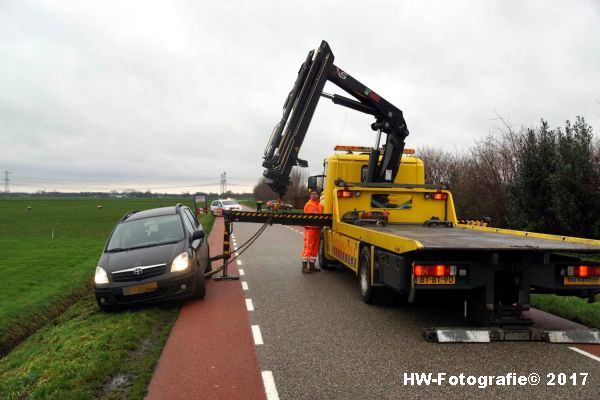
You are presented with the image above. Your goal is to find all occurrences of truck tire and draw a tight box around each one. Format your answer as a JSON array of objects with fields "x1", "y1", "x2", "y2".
[
  {"x1": 318, "y1": 231, "x2": 337, "y2": 270},
  {"x1": 359, "y1": 246, "x2": 374, "y2": 303}
]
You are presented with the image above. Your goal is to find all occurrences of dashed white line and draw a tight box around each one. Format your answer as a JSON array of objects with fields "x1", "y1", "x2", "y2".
[
  {"x1": 242, "y1": 281, "x2": 248, "y2": 291},
  {"x1": 251, "y1": 325, "x2": 263, "y2": 345},
  {"x1": 261, "y1": 371, "x2": 280, "y2": 400},
  {"x1": 239, "y1": 269, "x2": 245, "y2": 276},
  {"x1": 245, "y1": 298, "x2": 254, "y2": 311},
  {"x1": 569, "y1": 347, "x2": 600, "y2": 362},
  {"x1": 235, "y1": 252, "x2": 240, "y2": 256},
  {"x1": 237, "y1": 260, "x2": 243, "y2": 266}
]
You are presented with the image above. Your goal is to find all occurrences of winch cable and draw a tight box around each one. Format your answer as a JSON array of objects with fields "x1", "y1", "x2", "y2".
[{"x1": 204, "y1": 220, "x2": 270, "y2": 278}]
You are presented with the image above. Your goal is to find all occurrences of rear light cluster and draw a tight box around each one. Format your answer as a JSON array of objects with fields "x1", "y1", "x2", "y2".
[
  {"x1": 566, "y1": 265, "x2": 600, "y2": 277},
  {"x1": 337, "y1": 189, "x2": 353, "y2": 198},
  {"x1": 424, "y1": 192, "x2": 447, "y2": 200},
  {"x1": 413, "y1": 264, "x2": 457, "y2": 277},
  {"x1": 413, "y1": 263, "x2": 469, "y2": 277}
]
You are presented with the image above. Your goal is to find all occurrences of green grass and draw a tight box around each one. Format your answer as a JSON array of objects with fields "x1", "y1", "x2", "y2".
[
  {"x1": 532, "y1": 294, "x2": 600, "y2": 328},
  {"x1": 0, "y1": 294, "x2": 178, "y2": 400},
  {"x1": 0, "y1": 197, "x2": 214, "y2": 399}
]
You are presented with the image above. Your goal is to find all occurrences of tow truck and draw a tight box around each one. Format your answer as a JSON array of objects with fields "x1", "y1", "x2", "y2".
[{"x1": 222, "y1": 40, "x2": 600, "y2": 343}]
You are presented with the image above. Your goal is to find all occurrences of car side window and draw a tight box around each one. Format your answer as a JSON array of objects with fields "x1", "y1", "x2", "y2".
[
  {"x1": 184, "y1": 209, "x2": 199, "y2": 229},
  {"x1": 181, "y1": 212, "x2": 195, "y2": 235}
]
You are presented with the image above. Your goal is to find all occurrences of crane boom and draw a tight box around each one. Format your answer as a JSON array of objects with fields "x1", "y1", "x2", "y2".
[{"x1": 262, "y1": 40, "x2": 410, "y2": 196}]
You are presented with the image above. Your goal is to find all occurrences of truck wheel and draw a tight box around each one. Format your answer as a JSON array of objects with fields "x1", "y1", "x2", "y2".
[
  {"x1": 359, "y1": 246, "x2": 374, "y2": 303},
  {"x1": 193, "y1": 266, "x2": 206, "y2": 299},
  {"x1": 318, "y1": 231, "x2": 336, "y2": 270}
]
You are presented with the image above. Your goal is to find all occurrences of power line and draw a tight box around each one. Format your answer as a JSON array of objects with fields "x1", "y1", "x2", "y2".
[{"x1": 6, "y1": 172, "x2": 256, "y2": 193}]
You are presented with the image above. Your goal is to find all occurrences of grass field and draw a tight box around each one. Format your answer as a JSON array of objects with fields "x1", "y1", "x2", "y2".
[
  {"x1": 0, "y1": 197, "x2": 214, "y2": 399},
  {"x1": 1, "y1": 197, "x2": 599, "y2": 398}
]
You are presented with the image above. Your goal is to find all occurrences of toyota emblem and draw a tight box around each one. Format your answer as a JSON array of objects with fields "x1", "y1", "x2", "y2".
[{"x1": 133, "y1": 267, "x2": 143, "y2": 276}]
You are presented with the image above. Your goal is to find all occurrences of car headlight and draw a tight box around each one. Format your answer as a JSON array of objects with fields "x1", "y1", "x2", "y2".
[
  {"x1": 95, "y1": 266, "x2": 109, "y2": 285},
  {"x1": 171, "y1": 252, "x2": 190, "y2": 272}
]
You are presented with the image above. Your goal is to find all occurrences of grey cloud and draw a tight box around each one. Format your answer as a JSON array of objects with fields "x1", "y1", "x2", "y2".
[{"x1": 1, "y1": 0, "x2": 599, "y2": 193}]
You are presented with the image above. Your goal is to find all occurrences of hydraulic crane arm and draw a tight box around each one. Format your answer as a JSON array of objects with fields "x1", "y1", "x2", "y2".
[{"x1": 262, "y1": 40, "x2": 410, "y2": 196}]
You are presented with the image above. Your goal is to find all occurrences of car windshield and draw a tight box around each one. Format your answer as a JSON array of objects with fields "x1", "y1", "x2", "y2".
[
  {"x1": 221, "y1": 200, "x2": 238, "y2": 206},
  {"x1": 106, "y1": 214, "x2": 184, "y2": 251}
]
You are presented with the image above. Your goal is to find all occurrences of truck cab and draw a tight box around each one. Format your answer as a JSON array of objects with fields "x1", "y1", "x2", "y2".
[{"x1": 319, "y1": 146, "x2": 454, "y2": 224}]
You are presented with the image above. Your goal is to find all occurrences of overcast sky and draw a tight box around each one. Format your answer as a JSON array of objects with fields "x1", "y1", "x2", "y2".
[{"x1": 1, "y1": 0, "x2": 599, "y2": 194}]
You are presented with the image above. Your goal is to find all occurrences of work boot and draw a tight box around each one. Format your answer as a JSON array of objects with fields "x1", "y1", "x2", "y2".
[
  {"x1": 309, "y1": 261, "x2": 320, "y2": 272},
  {"x1": 302, "y1": 261, "x2": 310, "y2": 274}
]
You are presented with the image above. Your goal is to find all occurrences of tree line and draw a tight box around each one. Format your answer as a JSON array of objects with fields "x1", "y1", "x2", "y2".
[
  {"x1": 251, "y1": 116, "x2": 600, "y2": 239},
  {"x1": 418, "y1": 116, "x2": 600, "y2": 239}
]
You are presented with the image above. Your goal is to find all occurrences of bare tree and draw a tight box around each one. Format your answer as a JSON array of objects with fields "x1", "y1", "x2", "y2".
[
  {"x1": 252, "y1": 167, "x2": 309, "y2": 208},
  {"x1": 253, "y1": 178, "x2": 278, "y2": 202},
  {"x1": 286, "y1": 167, "x2": 309, "y2": 208}
]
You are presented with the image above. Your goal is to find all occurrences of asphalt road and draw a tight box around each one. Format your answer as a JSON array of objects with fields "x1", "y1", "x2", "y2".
[{"x1": 230, "y1": 221, "x2": 600, "y2": 400}]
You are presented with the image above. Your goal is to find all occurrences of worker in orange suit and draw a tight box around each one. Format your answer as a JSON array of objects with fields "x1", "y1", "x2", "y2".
[{"x1": 302, "y1": 189, "x2": 323, "y2": 273}]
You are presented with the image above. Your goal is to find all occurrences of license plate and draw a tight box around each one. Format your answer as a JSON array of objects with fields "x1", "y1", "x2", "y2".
[
  {"x1": 123, "y1": 282, "x2": 158, "y2": 295},
  {"x1": 563, "y1": 276, "x2": 600, "y2": 286},
  {"x1": 415, "y1": 276, "x2": 456, "y2": 285}
]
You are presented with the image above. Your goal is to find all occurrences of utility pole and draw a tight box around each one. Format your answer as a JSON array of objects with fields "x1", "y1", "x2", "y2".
[
  {"x1": 3, "y1": 170, "x2": 11, "y2": 193},
  {"x1": 220, "y1": 172, "x2": 227, "y2": 195}
]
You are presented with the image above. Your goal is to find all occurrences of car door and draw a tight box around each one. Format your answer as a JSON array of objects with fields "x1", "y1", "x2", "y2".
[{"x1": 183, "y1": 208, "x2": 209, "y2": 269}]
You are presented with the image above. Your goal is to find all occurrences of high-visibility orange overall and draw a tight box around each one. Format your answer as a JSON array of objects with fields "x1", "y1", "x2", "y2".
[{"x1": 302, "y1": 198, "x2": 323, "y2": 263}]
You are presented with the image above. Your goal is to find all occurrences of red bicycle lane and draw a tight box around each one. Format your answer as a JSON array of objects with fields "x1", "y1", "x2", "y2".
[{"x1": 145, "y1": 217, "x2": 266, "y2": 400}]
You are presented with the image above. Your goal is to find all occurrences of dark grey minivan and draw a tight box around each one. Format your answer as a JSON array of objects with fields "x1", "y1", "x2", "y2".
[{"x1": 94, "y1": 204, "x2": 210, "y2": 310}]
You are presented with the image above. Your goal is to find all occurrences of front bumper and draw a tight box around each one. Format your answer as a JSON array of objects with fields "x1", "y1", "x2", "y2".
[{"x1": 94, "y1": 269, "x2": 197, "y2": 308}]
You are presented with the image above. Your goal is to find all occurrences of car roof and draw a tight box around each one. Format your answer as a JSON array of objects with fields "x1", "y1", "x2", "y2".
[{"x1": 123, "y1": 206, "x2": 182, "y2": 222}]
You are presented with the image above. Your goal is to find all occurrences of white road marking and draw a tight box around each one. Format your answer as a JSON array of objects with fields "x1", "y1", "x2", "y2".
[
  {"x1": 261, "y1": 371, "x2": 280, "y2": 400},
  {"x1": 251, "y1": 325, "x2": 263, "y2": 345},
  {"x1": 242, "y1": 281, "x2": 248, "y2": 290},
  {"x1": 237, "y1": 260, "x2": 243, "y2": 266},
  {"x1": 285, "y1": 226, "x2": 302, "y2": 234},
  {"x1": 246, "y1": 298, "x2": 254, "y2": 311},
  {"x1": 239, "y1": 269, "x2": 245, "y2": 276},
  {"x1": 569, "y1": 347, "x2": 600, "y2": 362},
  {"x1": 235, "y1": 252, "x2": 240, "y2": 256}
]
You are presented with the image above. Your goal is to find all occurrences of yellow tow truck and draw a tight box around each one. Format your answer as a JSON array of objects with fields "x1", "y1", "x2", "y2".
[{"x1": 224, "y1": 41, "x2": 600, "y2": 342}]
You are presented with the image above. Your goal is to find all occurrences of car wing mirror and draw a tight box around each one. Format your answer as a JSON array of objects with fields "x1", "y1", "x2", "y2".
[{"x1": 192, "y1": 230, "x2": 205, "y2": 241}]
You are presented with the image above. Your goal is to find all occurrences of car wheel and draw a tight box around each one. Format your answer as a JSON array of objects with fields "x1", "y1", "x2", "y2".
[
  {"x1": 193, "y1": 266, "x2": 206, "y2": 299},
  {"x1": 359, "y1": 246, "x2": 375, "y2": 304}
]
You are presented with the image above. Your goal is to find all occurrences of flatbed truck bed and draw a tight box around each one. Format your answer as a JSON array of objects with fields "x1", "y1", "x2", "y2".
[{"x1": 357, "y1": 223, "x2": 600, "y2": 252}]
